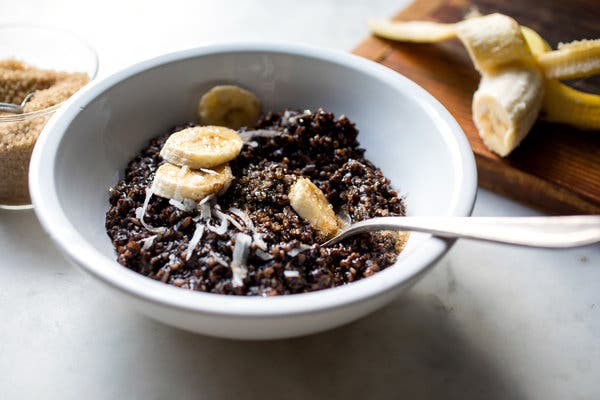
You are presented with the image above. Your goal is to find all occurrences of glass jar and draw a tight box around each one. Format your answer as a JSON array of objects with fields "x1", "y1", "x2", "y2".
[{"x1": 0, "y1": 24, "x2": 98, "y2": 209}]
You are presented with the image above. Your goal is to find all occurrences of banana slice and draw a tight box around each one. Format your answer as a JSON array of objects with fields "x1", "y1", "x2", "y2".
[
  {"x1": 160, "y1": 125, "x2": 243, "y2": 169},
  {"x1": 289, "y1": 178, "x2": 340, "y2": 239},
  {"x1": 473, "y1": 66, "x2": 544, "y2": 156},
  {"x1": 198, "y1": 85, "x2": 261, "y2": 130},
  {"x1": 151, "y1": 162, "x2": 233, "y2": 202}
]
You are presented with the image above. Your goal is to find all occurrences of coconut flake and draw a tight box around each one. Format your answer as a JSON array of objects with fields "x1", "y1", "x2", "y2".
[
  {"x1": 193, "y1": 194, "x2": 215, "y2": 222},
  {"x1": 255, "y1": 248, "x2": 273, "y2": 261},
  {"x1": 238, "y1": 129, "x2": 281, "y2": 142},
  {"x1": 247, "y1": 140, "x2": 259, "y2": 148},
  {"x1": 208, "y1": 251, "x2": 229, "y2": 267},
  {"x1": 206, "y1": 213, "x2": 228, "y2": 235},
  {"x1": 139, "y1": 235, "x2": 157, "y2": 251},
  {"x1": 185, "y1": 223, "x2": 205, "y2": 260},
  {"x1": 286, "y1": 109, "x2": 311, "y2": 125},
  {"x1": 284, "y1": 270, "x2": 300, "y2": 278},
  {"x1": 213, "y1": 206, "x2": 244, "y2": 231},
  {"x1": 135, "y1": 188, "x2": 167, "y2": 234},
  {"x1": 231, "y1": 233, "x2": 251, "y2": 287},
  {"x1": 287, "y1": 243, "x2": 312, "y2": 258},
  {"x1": 229, "y1": 207, "x2": 253, "y2": 230},
  {"x1": 252, "y1": 232, "x2": 268, "y2": 251},
  {"x1": 169, "y1": 198, "x2": 197, "y2": 212}
]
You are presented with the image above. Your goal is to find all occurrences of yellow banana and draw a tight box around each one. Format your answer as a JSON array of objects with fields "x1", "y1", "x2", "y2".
[{"x1": 368, "y1": 13, "x2": 599, "y2": 155}]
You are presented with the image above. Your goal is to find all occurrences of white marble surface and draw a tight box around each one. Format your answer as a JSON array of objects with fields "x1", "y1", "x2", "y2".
[{"x1": 1, "y1": 1, "x2": 599, "y2": 399}]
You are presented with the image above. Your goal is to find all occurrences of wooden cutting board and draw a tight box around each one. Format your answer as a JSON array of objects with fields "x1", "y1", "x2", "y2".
[{"x1": 353, "y1": 0, "x2": 600, "y2": 214}]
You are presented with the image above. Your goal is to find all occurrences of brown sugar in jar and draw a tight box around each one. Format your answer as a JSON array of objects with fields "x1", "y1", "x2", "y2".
[{"x1": 0, "y1": 60, "x2": 89, "y2": 206}]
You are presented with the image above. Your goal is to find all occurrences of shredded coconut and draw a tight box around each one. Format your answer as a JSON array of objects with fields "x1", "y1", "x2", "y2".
[
  {"x1": 252, "y1": 232, "x2": 268, "y2": 251},
  {"x1": 255, "y1": 248, "x2": 273, "y2": 261},
  {"x1": 213, "y1": 206, "x2": 244, "y2": 231},
  {"x1": 139, "y1": 235, "x2": 157, "y2": 251},
  {"x1": 286, "y1": 109, "x2": 311, "y2": 125},
  {"x1": 206, "y1": 212, "x2": 228, "y2": 235},
  {"x1": 193, "y1": 194, "x2": 214, "y2": 222},
  {"x1": 169, "y1": 198, "x2": 196, "y2": 212},
  {"x1": 208, "y1": 250, "x2": 229, "y2": 267},
  {"x1": 229, "y1": 207, "x2": 253, "y2": 230},
  {"x1": 287, "y1": 243, "x2": 312, "y2": 258},
  {"x1": 238, "y1": 129, "x2": 281, "y2": 142},
  {"x1": 231, "y1": 233, "x2": 251, "y2": 287},
  {"x1": 284, "y1": 270, "x2": 300, "y2": 278},
  {"x1": 185, "y1": 223, "x2": 205, "y2": 260},
  {"x1": 135, "y1": 188, "x2": 166, "y2": 234}
]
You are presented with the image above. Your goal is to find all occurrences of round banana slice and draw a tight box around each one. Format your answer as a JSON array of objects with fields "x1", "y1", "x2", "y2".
[
  {"x1": 151, "y1": 162, "x2": 234, "y2": 202},
  {"x1": 160, "y1": 125, "x2": 243, "y2": 169},
  {"x1": 198, "y1": 85, "x2": 261, "y2": 130}
]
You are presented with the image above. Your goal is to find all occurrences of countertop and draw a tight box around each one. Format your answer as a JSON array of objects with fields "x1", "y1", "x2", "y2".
[{"x1": 1, "y1": 1, "x2": 599, "y2": 399}]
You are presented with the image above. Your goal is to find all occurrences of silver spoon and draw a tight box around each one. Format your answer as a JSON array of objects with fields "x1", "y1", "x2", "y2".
[
  {"x1": 0, "y1": 92, "x2": 36, "y2": 114},
  {"x1": 322, "y1": 215, "x2": 600, "y2": 248}
]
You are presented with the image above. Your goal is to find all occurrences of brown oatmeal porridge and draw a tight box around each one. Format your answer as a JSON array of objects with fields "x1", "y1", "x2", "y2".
[{"x1": 105, "y1": 108, "x2": 407, "y2": 296}]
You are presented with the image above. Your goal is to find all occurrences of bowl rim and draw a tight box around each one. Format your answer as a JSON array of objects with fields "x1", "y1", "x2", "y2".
[
  {"x1": 30, "y1": 42, "x2": 477, "y2": 318},
  {"x1": 0, "y1": 23, "x2": 99, "y2": 122}
]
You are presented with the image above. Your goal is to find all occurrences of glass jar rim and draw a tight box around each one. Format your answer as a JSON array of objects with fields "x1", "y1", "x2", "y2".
[{"x1": 0, "y1": 23, "x2": 99, "y2": 123}]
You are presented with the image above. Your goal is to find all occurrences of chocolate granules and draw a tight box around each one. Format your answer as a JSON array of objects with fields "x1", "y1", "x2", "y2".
[{"x1": 105, "y1": 109, "x2": 406, "y2": 296}]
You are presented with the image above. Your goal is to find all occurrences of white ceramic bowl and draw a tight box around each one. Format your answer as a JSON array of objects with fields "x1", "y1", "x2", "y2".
[{"x1": 30, "y1": 43, "x2": 477, "y2": 340}]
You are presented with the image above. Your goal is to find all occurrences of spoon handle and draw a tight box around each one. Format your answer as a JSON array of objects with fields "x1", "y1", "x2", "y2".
[{"x1": 323, "y1": 216, "x2": 600, "y2": 248}]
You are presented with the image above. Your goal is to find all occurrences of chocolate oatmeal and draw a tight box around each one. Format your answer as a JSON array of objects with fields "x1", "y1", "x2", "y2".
[{"x1": 105, "y1": 109, "x2": 406, "y2": 296}]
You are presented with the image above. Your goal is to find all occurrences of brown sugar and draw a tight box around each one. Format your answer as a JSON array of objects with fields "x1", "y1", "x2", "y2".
[{"x1": 0, "y1": 60, "x2": 89, "y2": 205}]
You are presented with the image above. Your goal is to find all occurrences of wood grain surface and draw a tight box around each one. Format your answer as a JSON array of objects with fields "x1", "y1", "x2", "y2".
[{"x1": 353, "y1": 0, "x2": 600, "y2": 214}]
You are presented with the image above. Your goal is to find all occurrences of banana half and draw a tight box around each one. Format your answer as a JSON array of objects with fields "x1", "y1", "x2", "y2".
[
  {"x1": 473, "y1": 66, "x2": 544, "y2": 156},
  {"x1": 160, "y1": 125, "x2": 243, "y2": 169},
  {"x1": 151, "y1": 163, "x2": 233, "y2": 202},
  {"x1": 198, "y1": 85, "x2": 261, "y2": 130},
  {"x1": 289, "y1": 178, "x2": 340, "y2": 239}
]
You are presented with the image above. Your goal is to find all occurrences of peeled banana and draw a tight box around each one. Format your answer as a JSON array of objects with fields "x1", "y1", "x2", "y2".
[
  {"x1": 368, "y1": 12, "x2": 600, "y2": 156},
  {"x1": 198, "y1": 85, "x2": 261, "y2": 130},
  {"x1": 151, "y1": 162, "x2": 233, "y2": 202},
  {"x1": 289, "y1": 178, "x2": 340, "y2": 238},
  {"x1": 160, "y1": 125, "x2": 243, "y2": 169},
  {"x1": 473, "y1": 66, "x2": 544, "y2": 156}
]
